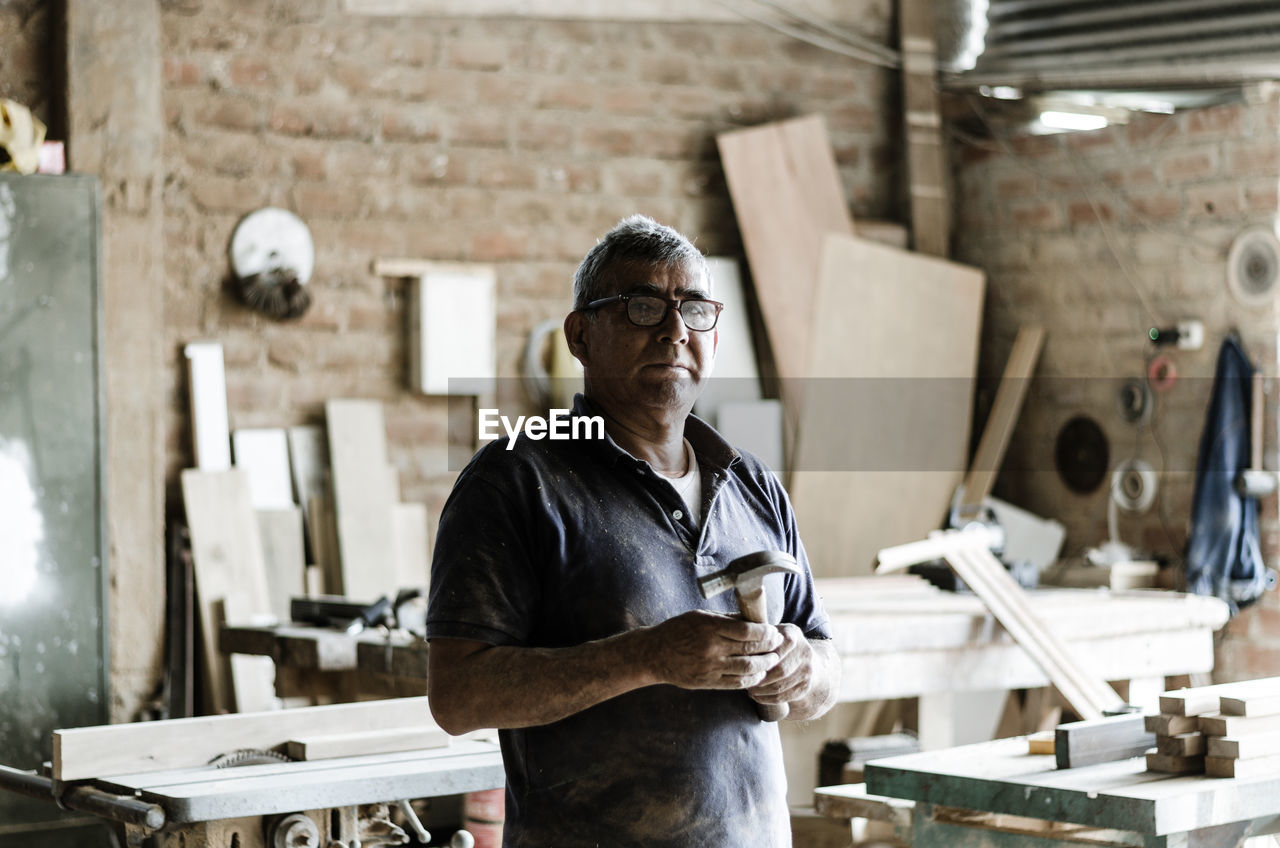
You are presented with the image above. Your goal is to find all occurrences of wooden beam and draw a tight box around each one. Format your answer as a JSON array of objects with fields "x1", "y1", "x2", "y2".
[
  {"x1": 54, "y1": 697, "x2": 439, "y2": 780},
  {"x1": 1207, "y1": 732, "x2": 1280, "y2": 760},
  {"x1": 287, "y1": 727, "x2": 450, "y2": 761},
  {"x1": 1201, "y1": 712, "x2": 1280, "y2": 737},
  {"x1": 1055, "y1": 714, "x2": 1153, "y2": 769},
  {"x1": 959, "y1": 326, "x2": 1045, "y2": 509},
  {"x1": 898, "y1": 0, "x2": 950, "y2": 256}
]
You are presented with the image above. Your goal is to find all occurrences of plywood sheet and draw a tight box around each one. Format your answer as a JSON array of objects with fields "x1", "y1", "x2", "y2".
[
  {"x1": 789, "y1": 234, "x2": 984, "y2": 578},
  {"x1": 256, "y1": 507, "x2": 306, "y2": 621},
  {"x1": 717, "y1": 114, "x2": 853, "y2": 389},
  {"x1": 407, "y1": 263, "x2": 496, "y2": 396},
  {"x1": 180, "y1": 469, "x2": 275, "y2": 713},
  {"x1": 393, "y1": 502, "x2": 430, "y2": 591},
  {"x1": 325, "y1": 400, "x2": 397, "y2": 600},
  {"x1": 693, "y1": 256, "x2": 761, "y2": 422}
]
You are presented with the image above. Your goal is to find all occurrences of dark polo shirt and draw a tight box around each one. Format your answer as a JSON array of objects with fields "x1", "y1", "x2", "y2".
[{"x1": 426, "y1": 395, "x2": 831, "y2": 847}]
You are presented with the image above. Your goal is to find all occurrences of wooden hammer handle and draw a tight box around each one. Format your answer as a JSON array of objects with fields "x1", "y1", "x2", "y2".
[{"x1": 736, "y1": 586, "x2": 789, "y2": 722}]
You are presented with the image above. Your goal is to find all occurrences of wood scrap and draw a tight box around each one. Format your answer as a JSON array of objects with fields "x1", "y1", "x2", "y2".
[
  {"x1": 1200, "y1": 712, "x2": 1280, "y2": 737},
  {"x1": 1205, "y1": 753, "x2": 1280, "y2": 779},
  {"x1": 1145, "y1": 752, "x2": 1205, "y2": 775},
  {"x1": 1145, "y1": 713, "x2": 1204, "y2": 736},
  {"x1": 1207, "y1": 732, "x2": 1280, "y2": 760},
  {"x1": 286, "y1": 726, "x2": 450, "y2": 761},
  {"x1": 1155, "y1": 732, "x2": 1205, "y2": 757}
]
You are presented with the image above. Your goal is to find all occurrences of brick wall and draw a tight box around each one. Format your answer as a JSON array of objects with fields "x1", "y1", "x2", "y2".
[
  {"x1": 0, "y1": 0, "x2": 53, "y2": 127},
  {"x1": 953, "y1": 97, "x2": 1280, "y2": 681},
  {"x1": 159, "y1": 1, "x2": 901, "y2": 529}
]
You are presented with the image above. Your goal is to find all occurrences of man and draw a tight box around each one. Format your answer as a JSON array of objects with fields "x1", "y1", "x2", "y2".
[{"x1": 426, "y1": 215, "x2": 838, "y2": 846}]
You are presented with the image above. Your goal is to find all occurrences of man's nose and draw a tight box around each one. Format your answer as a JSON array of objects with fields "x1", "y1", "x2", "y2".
[{"x1": 657, "y1": 304, "x2": 690, "y2": 344}]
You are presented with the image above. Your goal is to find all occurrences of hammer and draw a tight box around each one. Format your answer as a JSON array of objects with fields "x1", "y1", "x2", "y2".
[{"x1": 698, "y1": 551, "x2": 800, "y2": 722}]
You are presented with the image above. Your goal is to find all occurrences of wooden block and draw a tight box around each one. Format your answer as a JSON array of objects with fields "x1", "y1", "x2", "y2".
[
  {"x1": 1147, "y1": 713, "x2": 1204, "y2": 735},
  {"x1": 181, "y1": 469, "x2": 274, "y2": 714},
  {"x1": 1161, "y1": 676, "x2": 1280, "y2": 716},
  {"x1": 184, "y1": 342, "x2": 231, "y2": 471},
  {"x1": 256, "y1": 508, "x2": 306, "y2": 622},
  {"x1": 1200, "y1": 712, "x2": 1280, "y2": 737},
  {"x1": 1027, "y1": 731, "x2": 1055, "y2": 755},
  {"x1": 1221, "y1": 684, "x2": 1280, "y2": 717},
  {"x1": 1056, "y1": 714, "x2": 1153, "y2": 768},
  {"x1": 1145, "y1": 752, "x2": 1205, "y2": 774},
  {"x1": 393, "y1": 502, "x2": 430, "y2": 591},
  {"x1": 406, "y1": 263, "x2": 496, "y2": 396},
  {"x1": 326, "y1": 400, "x2": 397, "y2": 600},
  {"x1": 693, "y1": 256, "x2": 762, "y2": 422},
  {"x1": 232, "y1": 428, "x2": 294, "y2": 509},
  {"x1": 1156, "y1": 732, "x2": 1205, "y2": 757},
  {"x1": 1205, "y1": 753, "x2": 1280, "y2": 778},
  {"x1": 716, "y1": 114, "x2": 853, "y2": 393},
  {"x1": 53, "y1": 696, "x2": 438, "y2": 780},
  {"x1": 789, "y1": 235, "x2": 984, "y2": 579},
  {"x1": 959, "y1": 326, "x2": 1044, "y2": 509},
  {"x1": 286, "y1": 726, "x2": 450, "y2": 761},
  {"x1": 1207, "y1": 731, "x2": 1280, "y2": 760}
]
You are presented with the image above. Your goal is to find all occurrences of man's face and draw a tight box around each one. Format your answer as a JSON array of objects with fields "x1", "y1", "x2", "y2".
[{"x1": 566, "y1": 259, "x2": 718, "y2": 415}]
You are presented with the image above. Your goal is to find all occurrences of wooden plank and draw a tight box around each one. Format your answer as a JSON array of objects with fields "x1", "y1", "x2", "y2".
[
  {"x1": 183, "y1": 342, "x2": 231, "y2": 471},
  {"x1": 1160, "y1": 677, "x2": 1280, "y2": 716},
  {"x1": 1200, "y1": 712, "x2": 1280, "y2": 737},
  {"x1": 256, "y1": 508, "x2": 306, "y2": 622},
  {"x1": 287, "y1": 425, "x2": 328, "y2": 560},
  {"x1": 789, "y1": 235, "x2": 984, "y2": 578},
  {"x1": 813, "y1": 783, "x2": 914, "y2": 825},
  {"x1": 899, "y1": 0, "x2": 950, "y2": 257},
  {"x1": 1145, "y1": 752, "x2": 1204, "y2": 775},
  {"x1": 325, "y1": 400, "x2": 397, "y2": 600},
  {"x1": 393, "y1": 502, "x2": 430, "y2": 591},
  {"x1": 53, "y1": 697, "x2": 438, "y2": 781},
  {"x1": 1207, "y1": 732, "x2": 1280, "y2": 760},
  {"x1": 308, "y1": 490, "x2": 341, "y2": 595},
  {"x1": 1055, "y1": 714, "x2": 1152, "y2": 769},
  {"x1": 232, "y1": 428, "x2": 294, "y2": 509},
  {"x1": 959, "y1": 326, "x2": 1045, "y2": 509},
  {"x1": 1028, "y1": 731, "x2": 1055, "y2": 755},
  {"x1": 406, "y1": 263, "x2": 496, "y2": 396},
  {"x1": 181, "y1": 469, "x2": 275, "y2": 713},
  {"x1": 1205, "y1": 753, "x2": 1280, "y2": 778},
  {"x1": 692, "y1": 256, "x2": 762, "y2": 422},
  {"x1": 286, "y1": 726, "x2": 450, "y2": 761},
  {"x1": 715, "y1": 114, "x2": 853, "y2": 399},
  {"x1": 1156, "y1": 732, "x2": 1205, "y2": 757},
  {"x1": 1221, "y1": 680, "x2": 1280, "y2": 717}
]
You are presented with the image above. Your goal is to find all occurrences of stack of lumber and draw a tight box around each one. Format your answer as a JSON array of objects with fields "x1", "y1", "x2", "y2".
[{"x1": 1146, "y1": 677, "x2": 1280, "y2": 776}]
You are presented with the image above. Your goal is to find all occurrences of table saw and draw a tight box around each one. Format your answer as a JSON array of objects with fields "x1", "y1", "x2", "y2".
[{"x1": 0, "y1": 702, "x2": 503, "y2": 848}]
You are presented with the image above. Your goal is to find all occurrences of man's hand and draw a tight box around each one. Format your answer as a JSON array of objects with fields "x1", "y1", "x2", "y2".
[
  {"x1": 746, "y1": 626, "x2": 839, "y2": 720},
  {"x1": 641, "y1": 610, "x2": 783, "y2": 690}
]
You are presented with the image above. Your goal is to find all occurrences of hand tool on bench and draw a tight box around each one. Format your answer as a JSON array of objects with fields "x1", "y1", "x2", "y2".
[{"x1": 698, "y1": 551, "x2": 800, "y2": 722}]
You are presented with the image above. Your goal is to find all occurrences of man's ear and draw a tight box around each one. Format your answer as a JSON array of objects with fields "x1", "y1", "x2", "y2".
[{"x1": 564, "y1": 310, "x2": 589, "y2": 367}]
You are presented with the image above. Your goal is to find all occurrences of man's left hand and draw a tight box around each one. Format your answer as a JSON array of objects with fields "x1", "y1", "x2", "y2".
[{"x1": 746, "y1": 627, "x2": 839, "y2": 720}]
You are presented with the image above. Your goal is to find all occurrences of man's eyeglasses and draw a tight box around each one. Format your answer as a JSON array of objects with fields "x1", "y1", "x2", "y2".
[{"x1": 582, "y1": 294, "x2": 724, "y2": 332}]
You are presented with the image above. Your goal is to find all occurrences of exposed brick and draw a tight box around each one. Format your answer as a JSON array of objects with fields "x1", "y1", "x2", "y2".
[
  {"x1": 291, "y1": 182, "x2": 368, "y2": 219},
  {"x1": 1008, "y1": 199, "x2": 1064, "y2": 230},
  {"x1": 1067, "y1": 199, "x2": 1115, "y2": 225},
  {"x1": 475, "y1": 72, "x2": 534, "y2": 107},
  {"x1": 290, "y1": 148, "x2": 328, "y2": 181},
  {"x1": 597, "y1": 83, "x2": 662, "y2": 116},
  {"x1": 1245, "y1": 178, "x2": 1280, "y2": 213},
  {"x1": 1102, "y1": 165, "x2": 1156, "y2": 188},
  {"x1": 1157, "y1": 148, "x2": 1218, "y2": 183},
  {"x1": 187, "y1": 174, "x2": 270, "y2": 213},
  {"x1": 635, "y1": 54, "x2": 693, "y2": 86},
  {"x1": 994, "y1": 174, "x2": 1038, "y2": 198},
  {"x1": 602, "y1": 159, "x2": 668, "y2": 197},
  {"x1": 1185, "y1": 182, "x2": 1244, "y2": 219},
  {"x1": 381, "y1": 106, "x2": 442, "y2": 143},
  {"x1": 229, "y1": 55, "x2": 276, "y2": 89},
  {"x1": 1188, "y1": 104, "x2": 1244, "y2": 137},
  {"x1": 1126, "y1": 189, "x2": 1183, "y2": 220},
  {"x1": 515, "y1": 115, "x2": 574, "y2": 151},
  {"x1": 164, "y1": 57, "x2": 203, "y2": 86},
  {"x1": 190, "y1": 93, "x2": 265, "y2": 133},
  {"x1": 449, "y1": 113, "x2": 509, "y2": 148},
  {"x1": 537, "y1": 80, "x2": 595, "y2": 111},
  {"x1": 472, "y1": 230, "x2": 530, "y2": 262},
  {"x1": 578, "y1": 125, "x2": 638, "y2": 157},
  {"x1": 1063, "y1": 127, "x2": 1120, "y2": 152},
  {"x1": 1227, "y1": 142, "x2": 1280, "y2": 177},
  {"x1": 445, "y1": 38, "x2": 510, "y2": 71}
]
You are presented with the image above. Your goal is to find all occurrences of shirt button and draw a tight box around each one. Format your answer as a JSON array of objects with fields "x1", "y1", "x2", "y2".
[{"x1": 672, "y1": 509, "x2": 684, "y2": 520}]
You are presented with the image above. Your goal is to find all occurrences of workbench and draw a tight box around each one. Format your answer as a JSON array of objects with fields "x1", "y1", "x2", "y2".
[{"x1": 847, "y1": 735, "x2": 1280, "y2": 847}]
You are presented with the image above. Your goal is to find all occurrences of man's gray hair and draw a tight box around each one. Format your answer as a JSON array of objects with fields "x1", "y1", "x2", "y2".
[{"x1": 572, "y1": 214, "x2": 710, "y2": 311}]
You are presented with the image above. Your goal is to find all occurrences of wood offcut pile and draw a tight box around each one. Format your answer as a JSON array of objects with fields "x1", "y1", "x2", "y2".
[{"x1": 1145, "y1": 677, "x2": 1280, "y2": 777}]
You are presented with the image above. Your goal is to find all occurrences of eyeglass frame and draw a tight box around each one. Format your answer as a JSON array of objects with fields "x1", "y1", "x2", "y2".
[{"x1": 580, "y1": 293, "x2": 725, "y2": 332}]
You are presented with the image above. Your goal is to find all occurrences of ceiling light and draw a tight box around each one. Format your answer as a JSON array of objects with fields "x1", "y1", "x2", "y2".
[{"x1": 1038, "y1": 110, "x2": 1109, "y2": 132}]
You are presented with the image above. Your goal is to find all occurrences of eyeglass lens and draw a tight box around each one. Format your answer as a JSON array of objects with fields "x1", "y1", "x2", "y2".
[{"x1": 628, "y1": 296, "x2": 717, "y2": 330}]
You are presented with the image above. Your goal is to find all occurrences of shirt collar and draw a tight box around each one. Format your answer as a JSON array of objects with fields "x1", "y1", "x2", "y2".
[{"x1": 571, "y1": 393, "x2": 740, "y2": 474}]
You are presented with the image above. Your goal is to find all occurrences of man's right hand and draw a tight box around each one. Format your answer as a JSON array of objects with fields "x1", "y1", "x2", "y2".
[{"x1": 640, "y1": 610, "x2": 783, "y2": 690}]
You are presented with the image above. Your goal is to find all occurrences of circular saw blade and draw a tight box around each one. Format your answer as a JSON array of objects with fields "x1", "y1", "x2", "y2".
[{"x1": 229, "y1": 207, "x2": 315, "y2": 285}]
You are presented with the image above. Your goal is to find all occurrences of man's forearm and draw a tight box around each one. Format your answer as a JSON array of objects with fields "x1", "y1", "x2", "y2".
[
  {"x1": 428, "y1": 631, "x2": 657, "y2": 734},
  {"x1": 786, "y1": 639, "x2": 840, "y2": 721}
]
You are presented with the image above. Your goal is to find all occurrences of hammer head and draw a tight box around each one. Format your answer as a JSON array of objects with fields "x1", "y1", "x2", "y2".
[{"x1": 698, "y1": 551, "x2": 800, "y2": 600}]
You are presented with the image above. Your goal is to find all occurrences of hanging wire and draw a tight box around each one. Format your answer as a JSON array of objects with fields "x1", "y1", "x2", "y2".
[{"x1": 714, "y1": 0, "x2": 902, "y2": 69}]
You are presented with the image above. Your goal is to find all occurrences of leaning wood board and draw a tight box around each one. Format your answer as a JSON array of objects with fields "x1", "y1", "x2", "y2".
[
  {"x1": 716, "y1": 115, "x2": 853, "y2": 404},
  {"x1": 256, "y1": 507, "x2": 306, "y2": 622},
  {"x1": 181, "y1": 469, "x2": 275, "y2": 714},
  {"x1": 325, "y1": 399, "x2": 398, "y2": 599},
  {"x1": 53, "y1": 697, "x2": 437, "y2": 781},
  {"x1": 789, "y1": 235, "x2": 984, "y2": 577}
]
